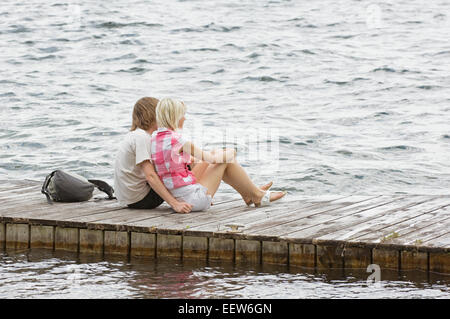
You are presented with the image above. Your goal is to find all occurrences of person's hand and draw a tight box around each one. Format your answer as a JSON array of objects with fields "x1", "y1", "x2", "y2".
[{"x1": 171, "y1": 201, "x2": 192, "y2": 214}]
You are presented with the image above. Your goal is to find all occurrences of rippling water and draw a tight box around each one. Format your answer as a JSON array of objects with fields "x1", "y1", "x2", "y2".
[
  {"x1": 0, "y1": 250, "x2": 449, "y2": 299},
  {"x1": 1, "y1": 0, "x2": 450, "y2": 298}
]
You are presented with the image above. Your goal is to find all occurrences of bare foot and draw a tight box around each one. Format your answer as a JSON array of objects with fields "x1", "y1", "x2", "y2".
[
  {"x1": 253, "y1": 190, "x2": 287, "y2": 207},
  {"x1": 244, "y1": 181, "x2": 273, "y2": 206}
]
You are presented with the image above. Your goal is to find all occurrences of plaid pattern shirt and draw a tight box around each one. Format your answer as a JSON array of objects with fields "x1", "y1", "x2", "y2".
[{"x1": 150, "y1": 127, "x2": 196, "y2": 190}]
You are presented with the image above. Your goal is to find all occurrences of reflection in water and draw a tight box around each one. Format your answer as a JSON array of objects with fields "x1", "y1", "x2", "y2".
[{"x1": 0, "y1": 249, "x2": 448, "y2": 298}]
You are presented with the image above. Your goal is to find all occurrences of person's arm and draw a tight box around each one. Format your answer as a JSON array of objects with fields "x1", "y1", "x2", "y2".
[
  {"x1": 139, "y1": 160, "x2": 192, "y2": 214},
  {"x1": 182, "y1": 142, "x2": 236, "y2": 164}
]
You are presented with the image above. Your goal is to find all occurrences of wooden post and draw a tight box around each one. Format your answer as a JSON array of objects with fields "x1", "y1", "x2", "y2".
[
  {"x1": 289, "y1": 243, "x2": 316, "y2": 268},
  {"x1": 209, "y1": 237, "x2": 234, "y2": 261},
  {"x1": 157, "y1": 234, "x2": 182, "y2": 258},
  {"x1": 183, "y1": 236, "x2": 208, "y2": 260},
  {"x1": 6, "y1": 224, "x2": 29, "y2": 250},
  {"x1": 55, "y1": 227, "x2": 79, "y2": 252},
  {"x1": 104, "y1": 231, "x2": 129, "y2": 255},
  {"x1": 262, "y1": 241, "x2": 288, "y2": 265},
  {"x1": 235, "y1": 240, "x2": 261, "y2": 264},
  {"x1": 130, "y1": 232, "x2": 156, "y2": 257},
  {"x1": 30, "y1": 225, "x2": 54, "y2": 249}
]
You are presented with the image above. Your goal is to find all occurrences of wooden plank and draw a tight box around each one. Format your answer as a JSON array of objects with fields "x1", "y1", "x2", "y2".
[
  {"x1": 344, "y1": 246, "x2": 372, "y2": 269},
  {"x1": 401, "y1": 250, "x2": 428, "y2": 271},
  {"x1": 126, "y1": 200, "x2": 253, "y2": 233},
  {"x1": 156, "y1": 234, "x2": 182, "y2": 258},
  {"x1": 262, "y1": 241, "x2": 288, "y2": 265},
  {"x1": 183, "y1": 236, "x2": 208, "y2": 260},
  {"x1": 3, "y1": 201, "x2": 125, "y2": 227},
  {"x1": 0, "y1": 223, "x2": 5, "y2": 248},
  {"x1": 30, "y1": 225, "x2": 54, "y2": 249},
  {"x1": 235, "y1": 240, "x2": 261, "y2": 264},
  {"x1": 351, "y1": 202, "x2": 450, "y2": 246},
  {"x1": 130, "y1": 232, "x2": 155, "y2": 257},
  {"x1": 55, "y1": 227, "x2": 79, "y2": 252},
  {"x1": 421, "y1": 232, "x2": 450, "y2": 249},
  {"x1": 209, "y1": 237, "x2": 234, "y2": 261},
  {"x1": 79, "y1": 229, "x2": 103, "y2": 253},
  {"x1": 61, "y1": 205, "x2": 173, "y2": 228},
  {"x1": 372, "y1": 248, "x2": 399, "y2": 270},
  {"x1": 315, "y1": 196, "x2": 450, "y2": 244},
  {"x1": 6, "y1": 223, "x2": 29, "y2": 250},
  {"x1": 429, "y1": 252, "x2": 450, "y2": 273},
  {"x1": 251, "y1": 195, "x2": 394, "y2": 238},
  {"x1": 289, "y1": 243, "x2": 315, "y2": 268},
  {"x1": 316, "y1": 244, "x2": 344, "y2": 269},
  {"x1": 104, "y1": 231, "x2": 129, "y2": 255},
  {"x1": 185, "y1": 195, "x2": 351, "y2": 237}
]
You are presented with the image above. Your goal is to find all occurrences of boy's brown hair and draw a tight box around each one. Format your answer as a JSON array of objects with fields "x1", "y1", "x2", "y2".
[{"x1": 131, "y1": 97, "x2": 159, "y2": 131}]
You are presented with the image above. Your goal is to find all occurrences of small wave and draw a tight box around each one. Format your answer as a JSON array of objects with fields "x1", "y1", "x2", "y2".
[
  {"x1": 169, "y1": 67, "x2": 193, "y2": 73},
  {"x1": 242, "y1": 76, "x2": 279, "y2": 82},
  {"x1": 247, "y1": 52, "x2": 261, "y2": 59},
  {"x1": 105, "y1": 53, "x2": 137, "y2": 62},
  {"x1": 324, "y1": 80, "x2": 349, "y2": 86},
  {"x1": 189, "y1": 48, "x2": 219, "y2": 52},
  {"x1": 0, "y1": 92, "x2": 16, "y2": 97},
  {"x1": 89, "y1": 131, "x2": 121, "y2": 137},
  {"x1": 96, "y1": 21, "x2": 162, "y2": 29},
  {"x1": 336, "y1": 150, "x2": 353, "y2": 156},
  {"x1": 212, "y1": 69, "x2": 225, "y2": 74},
  {"x1": 377, "y1": 145, "x2": 422, "y2": 152},
  {"x1": 371, "y1": 67, "x2": 396, "y2": 73},
  {"x1": 118, "y1": 67, "x2": 149, "y2": 74},
  {"x1": 14, "y1": 142, "x2": 46, "y2": 149},
  {"x1": 295, "y1": 23, "x2": 318, "y2": 28},
  {"x1": 417, "y1": 85, "x2": 441, "y2": 90},
  {"x1": 330, "y1": 34, "x2": 355, "y2": 39},
  {"x1": 38, "y1": 47, "x2": 60, "y2": 53},
  {"x1": 442, "y1": 134, "x2": 450, "y2": 139}
]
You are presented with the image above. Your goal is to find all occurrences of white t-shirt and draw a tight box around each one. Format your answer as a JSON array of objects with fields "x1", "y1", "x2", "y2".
[{"x1": 114, "y1": 128, "x2": 153, "y2": 205}]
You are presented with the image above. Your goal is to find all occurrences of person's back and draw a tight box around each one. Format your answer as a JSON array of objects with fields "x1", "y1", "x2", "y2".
[{"x1": 114, "y1": 128, "x2": 152, "y2": 205}]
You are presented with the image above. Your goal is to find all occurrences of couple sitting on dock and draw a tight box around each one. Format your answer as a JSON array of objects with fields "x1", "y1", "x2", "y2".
[{"x1": 114, "y1": 97, "x2": 286, "y2": 213}]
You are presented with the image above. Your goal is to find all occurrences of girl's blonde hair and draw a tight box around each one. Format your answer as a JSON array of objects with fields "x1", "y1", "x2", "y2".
[
  {"x1": 131, "y1": 97, "x2": 159, "y2": 131},
  {"x1": 156, "y1": 98, "x2": 186, "y2": 130}
]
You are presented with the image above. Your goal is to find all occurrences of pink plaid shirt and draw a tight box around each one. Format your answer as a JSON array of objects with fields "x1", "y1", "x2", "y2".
[{"x1": 150, "y1": 127, "x2": 196, "y2": 190}]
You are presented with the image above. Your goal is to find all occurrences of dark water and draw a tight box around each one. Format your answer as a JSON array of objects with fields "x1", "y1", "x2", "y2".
[
  {"x1": 1, "y1": 0, "x2": 450, "y2": 298},
  {"x1": 0, "y1": 250, "x2": 449, "y2": 299}
]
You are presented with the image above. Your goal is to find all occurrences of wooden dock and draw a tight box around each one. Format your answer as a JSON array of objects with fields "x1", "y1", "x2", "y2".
[{"x1": 1, "y1": 180, "x2": 449, "y2": 274}]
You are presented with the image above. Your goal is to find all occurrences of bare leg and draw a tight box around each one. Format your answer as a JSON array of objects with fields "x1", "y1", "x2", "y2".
[
  {"x1": 198, "y1": 161, "x2": 285, "y2": 205},
  {"x1": 198, "y1": 163, "x2": 228, "y2": 197}
]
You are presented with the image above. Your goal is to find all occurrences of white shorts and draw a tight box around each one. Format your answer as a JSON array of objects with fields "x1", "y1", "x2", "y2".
[{"x1": 171, "y1": 183, "x2": 212, "y2": 212}]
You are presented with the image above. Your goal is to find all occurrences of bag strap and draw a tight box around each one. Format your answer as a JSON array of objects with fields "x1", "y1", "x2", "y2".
[
  {"x1": 88, "y1": 179, "x2": 116, "y2": 200},
  {"x1": 41, "y1": 170, "x2": 57, "y2": 205}
]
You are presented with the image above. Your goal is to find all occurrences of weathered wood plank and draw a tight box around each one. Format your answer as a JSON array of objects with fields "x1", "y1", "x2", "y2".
[
  {"x1": 104, "y1": 231, "x2": 129, "y2": 255},
  {"x1": 0, "y1": 223, "x2": 4, "y2": 248},
  {"x1": 235, "y1": 240, "x2": 261, "y2": 264},
  {"x1": 186, "y1": 195, "x2": 350, "y2": 237},
  {"x1": 316, "y1": 196, "x2": 450, "y2": 244},
  {"x1": 55, "y1": 227, "x2": 79, "y2": 252},
  {"x1": 429, "y1": 252, "x2": 450, "y2": 273},
  {"x1": 157, "y1": 234, "x2": 182, "y2": 258},
  {"x1": 183, "y1": 236, "x2": 208, "y2": 260},
  {"x1": 316, "y1": 244, "x2": 344, "y2": 269},
  {"x1": 79, "y1": 229, "x2": 103, "y2": 253},
  {"x1": 251, "y1": 195, "x2": 392, "y2": 238},
  {"x1": 372, "y1": 248, "x2": 399, "y2": 270},
  {"x1": 130, "y1": 232, "x2": 155, "y2": 257},
  {"x1": 262, "y1": 241, "x2": 288, "y2": 265},
  {"x1": 289, "y1": 243, "x2": 315, "y2": 268},
  {"x1": 6, "y1": 223, "x2": 29, "y2": 250},
  {"x1": 209, "y1": 237, "x2": 234, "y2": 261},
  {"x1": 401, "y1": 251, "x2": 428, "y2": 271},
  {"x1": 351, "y1": 203, "x2": 450, "y2": 247},
  {"x1": 30, "y1": 225, "x2": 54, "y2": 249}
]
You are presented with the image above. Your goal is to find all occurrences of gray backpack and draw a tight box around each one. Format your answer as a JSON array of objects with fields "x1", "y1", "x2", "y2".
[{"x1": 41, "y1": 170, "x2": 115, "y2": 204}]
